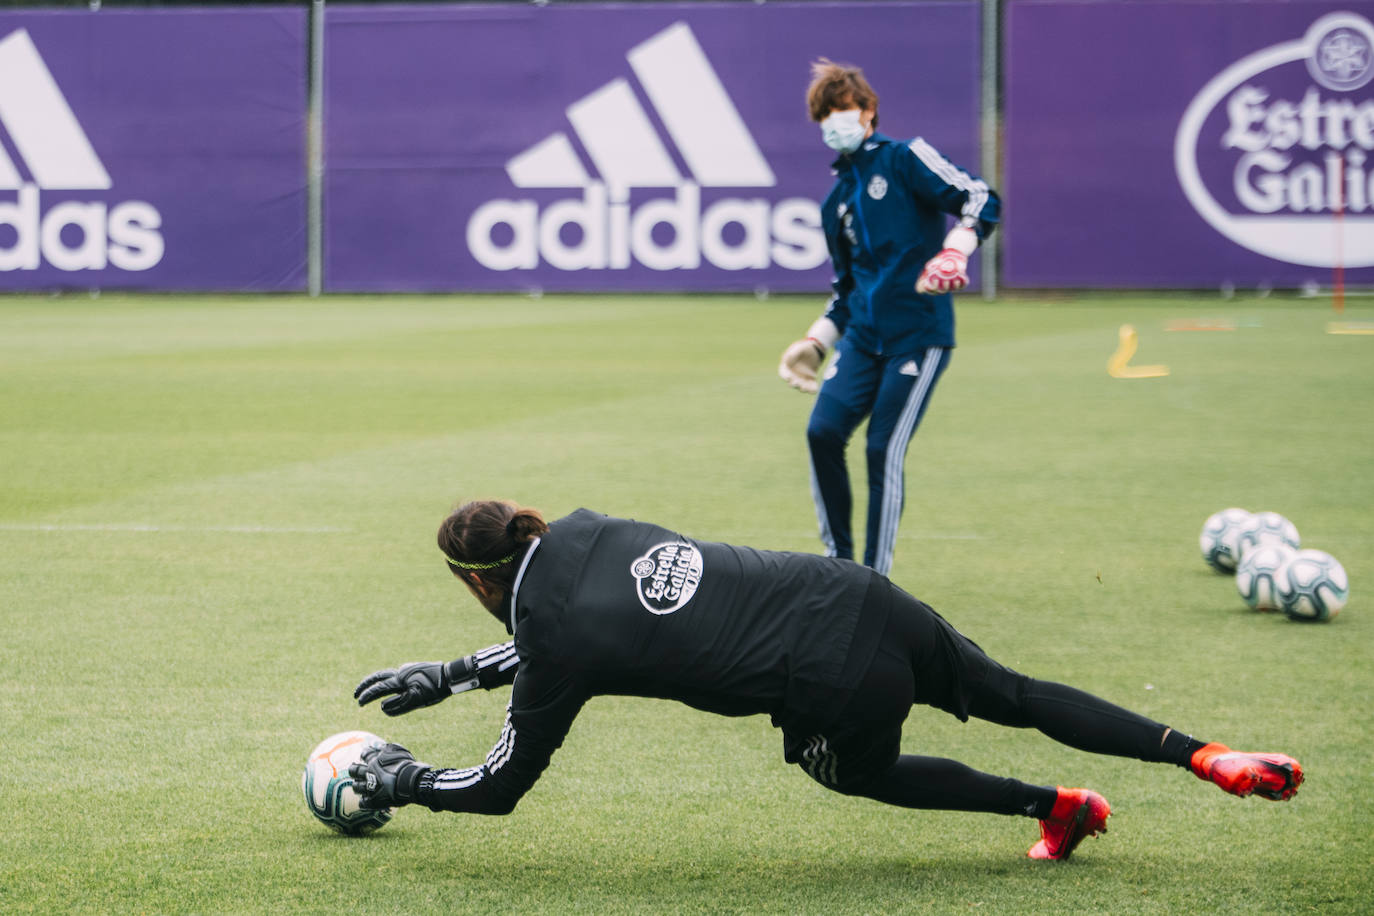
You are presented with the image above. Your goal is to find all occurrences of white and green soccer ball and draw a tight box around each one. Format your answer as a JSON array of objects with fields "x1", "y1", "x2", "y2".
[
  {"x1": 1277, "y1": 549, "x2": 1349, "y2": 622},
  {"x1": 302, "y1": 730, "x2": 393, "y2": 835},
  {"x1": 1200, "y1": 508, "x2": 1253, "y2": 573},
  {"x1": 1235, "y1": 542, "x2": 1296, "y2": 611},
  {"x1": 1238, "y1": 511, "x2": 1300, "y2": 559}
]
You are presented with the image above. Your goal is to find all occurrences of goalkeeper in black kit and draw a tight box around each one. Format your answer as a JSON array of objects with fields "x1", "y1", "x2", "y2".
[{"x1": 351, "y1": 500, "x2": 1303, "y2": 861}]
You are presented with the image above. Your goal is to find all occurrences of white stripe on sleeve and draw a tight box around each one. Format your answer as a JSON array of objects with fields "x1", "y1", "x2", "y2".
[{"x1": 908, "y1": 138, "x2": 990, "y2": 227}]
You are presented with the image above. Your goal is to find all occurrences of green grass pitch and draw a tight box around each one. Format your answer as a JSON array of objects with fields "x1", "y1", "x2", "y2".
[{"x1": 1, "y1": 292, "x2": 1370, "y2": 914}]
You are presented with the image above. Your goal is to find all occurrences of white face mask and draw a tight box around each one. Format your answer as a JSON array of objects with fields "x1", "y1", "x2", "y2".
[{"x1": 820, "y1": 109, "x2": 867, "y2": 153}]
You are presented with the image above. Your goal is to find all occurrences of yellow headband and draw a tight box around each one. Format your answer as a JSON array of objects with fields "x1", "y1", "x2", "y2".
[{"x1": 444, "y1": 550, "x2": 517, "y2": 571}]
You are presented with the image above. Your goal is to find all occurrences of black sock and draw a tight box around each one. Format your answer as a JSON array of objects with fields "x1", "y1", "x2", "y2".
[
  {"x1": 1025, "y1": 784, "x2": 1060, "y2": 820},
  {"x1": 1161, "y1": 729, "x2": 1210, "y2": 769}
]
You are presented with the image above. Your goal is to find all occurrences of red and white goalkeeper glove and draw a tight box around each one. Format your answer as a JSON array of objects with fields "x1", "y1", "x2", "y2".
[
  {"x1": 916, "y1": 226, "x2": 978, "y2": 294},
  {"x1": 778, "y1": 316, "x2": 840, "y2": 394}
]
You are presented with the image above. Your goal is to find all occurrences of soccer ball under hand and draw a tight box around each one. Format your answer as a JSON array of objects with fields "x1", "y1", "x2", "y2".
[
  {"x1": 1276, "y1": 549, "x2": 1349, "y2": 622},
  {"x1": 1200, "y1": 508, "x2": 1253, "y2": 573},
  {"x1": 1238, "y1": 511, "x2": 1300, "y2": 558},
  {"x1": 1235, "y1": 542, "x2": 1296, "y2": 611},
  {"x1": 302, "y1": 730, "x2": 393, "y2": 835}
]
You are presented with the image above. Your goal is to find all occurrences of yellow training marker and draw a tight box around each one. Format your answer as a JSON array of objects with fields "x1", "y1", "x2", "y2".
[
  {"x1": 1327, "y1": 322, "x2": 1374, "y2": 335},
  {"x1": 1107, "y1": 324, "x2": 1169, "y2": 378}
]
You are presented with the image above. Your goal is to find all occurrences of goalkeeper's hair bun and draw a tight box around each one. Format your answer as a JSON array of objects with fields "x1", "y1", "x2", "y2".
[{"x1": 506, "y1": 509, "x2": 548, "y2": 543}]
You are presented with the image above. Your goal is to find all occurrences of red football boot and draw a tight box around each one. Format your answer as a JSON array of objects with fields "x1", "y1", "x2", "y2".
[
  {"x1": 1190, "y1": 743, "x2": 1303, "y2": 800},
  {"x1": 1027, "y1": 787, "x2": 1111, "y2": 861}
]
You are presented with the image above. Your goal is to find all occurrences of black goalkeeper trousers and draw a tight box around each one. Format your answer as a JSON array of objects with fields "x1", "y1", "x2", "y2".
[{"x1": 807, "y1": 584, "x2": 1178, "y2": 815}]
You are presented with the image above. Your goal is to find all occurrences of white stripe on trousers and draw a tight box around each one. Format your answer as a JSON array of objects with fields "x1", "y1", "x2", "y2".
[
  {"x1": 873, "y1": 347, "x2": 942, "y2": 576},
  {"x1": 803, "y1": 735, "x2": 839, "y2": 786},
  {"x1": 809, "y1": 462, "x2": 838, "y2": 558}
]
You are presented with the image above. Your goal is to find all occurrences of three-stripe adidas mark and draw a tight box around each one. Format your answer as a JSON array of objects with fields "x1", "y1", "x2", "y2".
[
  {"x1": 466, "y1": 22, "x2": 827, "y2": 274},
  {"x1": 506, "y1": 22, "x2": 773, "y2": 192},
  {"x1": 0, "y1": 29, "x2": 163, "y2": 272}
]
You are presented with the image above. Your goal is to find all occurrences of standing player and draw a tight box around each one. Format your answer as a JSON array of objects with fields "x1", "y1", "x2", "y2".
[
  {"x1": 350, "y1": 500, "x2": 1302, "y2": 862},
  {"x1": 778, "y1": 59, "x2": 1000, "y2": 575}
]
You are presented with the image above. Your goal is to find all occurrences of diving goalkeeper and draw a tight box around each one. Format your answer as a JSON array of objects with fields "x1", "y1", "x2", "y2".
[{"x1": 349, "y1": 500, "x2": 1302, "y2": 862}]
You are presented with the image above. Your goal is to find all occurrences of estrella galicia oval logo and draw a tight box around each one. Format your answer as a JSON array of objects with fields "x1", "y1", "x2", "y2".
[
  {"x1": 1175, "y1": 13, "x2": 1374, "y2": 268},
  {"x1": 629, "y1": 541, "x2": 703, "y2": 615}
]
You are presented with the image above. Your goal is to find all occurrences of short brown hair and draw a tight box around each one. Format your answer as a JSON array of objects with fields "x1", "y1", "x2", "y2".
[{"x1": 806, "y1": 58, "x2": 879, "y2": 124}]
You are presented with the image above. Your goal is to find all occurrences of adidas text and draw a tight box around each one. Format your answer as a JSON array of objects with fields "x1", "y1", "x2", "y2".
[
  {"x1": 0, "y1": 184, "x2": 164, "y2": 271},
  {"x1": 467, "y1": 182, "x2": 826, "y2": 272}
]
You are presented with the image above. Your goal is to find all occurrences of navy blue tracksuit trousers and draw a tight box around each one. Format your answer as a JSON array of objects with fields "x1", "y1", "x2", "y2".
[{"x1": 807, "y1": 343, "x2": 951, "y2": 575}]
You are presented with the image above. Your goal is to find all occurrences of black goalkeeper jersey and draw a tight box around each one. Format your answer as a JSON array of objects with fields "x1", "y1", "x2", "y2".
[{"x1": 421, "y1": 508, "x2": 890, "y2": 814}]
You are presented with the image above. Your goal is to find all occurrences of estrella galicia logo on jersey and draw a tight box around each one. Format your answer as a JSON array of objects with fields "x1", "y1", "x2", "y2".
[
  {"x1": 867, "y1": 174, "x2": 888, "y2": 200},
  {"x1": 1175, "y1": 13, "x2": 1374, "y2": 268},
  {"x1": 630, "y1": 541, "x2": 703, "y2": 615},
  {"x1": 0, "y1": 29, "x2": 165, "y2": 273},
  {"x1": 466, "y1": 22, "x2": 826, "y2": 274}
]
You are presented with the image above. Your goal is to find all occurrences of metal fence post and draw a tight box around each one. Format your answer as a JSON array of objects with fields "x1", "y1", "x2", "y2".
[
  {"x1": 307, "y1": 0, "x2": 325, "y2": 296},
  {"x1": 981, "y1": 0, "x2": 999, "y2": 301}
]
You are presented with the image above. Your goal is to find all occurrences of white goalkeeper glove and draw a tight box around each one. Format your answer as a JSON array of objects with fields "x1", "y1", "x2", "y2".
[
  {"x1": 779, "y1": 316, "x2": 840, "y2": 394},
  {"x1": 916, "y1": 226, "x2": 978, "y2": 294}
]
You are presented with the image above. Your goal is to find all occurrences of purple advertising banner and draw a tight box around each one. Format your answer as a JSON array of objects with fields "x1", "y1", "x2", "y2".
[
  {"x1": 0, "y1": 9, "x2": 306, "y2": 291},
  {"x1": 325, "y1": 2, "x2": 983, "y2": 292},
  {"x1": 1006, "y1": 1, "x2": 1374, "y2": 288}
]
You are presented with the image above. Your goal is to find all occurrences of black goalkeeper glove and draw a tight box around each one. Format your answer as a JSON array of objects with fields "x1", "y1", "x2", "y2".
[
  {"x1": 354, "y1": 658, "x2": 480, "y2": 716},
  {"x1": 348, "y1": 743, "x2": 430, "y2": 810}
]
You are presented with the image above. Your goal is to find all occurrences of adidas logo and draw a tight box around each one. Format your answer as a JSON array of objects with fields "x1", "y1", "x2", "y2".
[
  {"x1": 466, "y1": 22, "x2": 826, "y2": 273},
  {"x1": 898, "y1": 360, "x2": 920, "y2": 377},
  {"x1": 0, "y1": 28, "x2": 163, "y2": 272}
]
